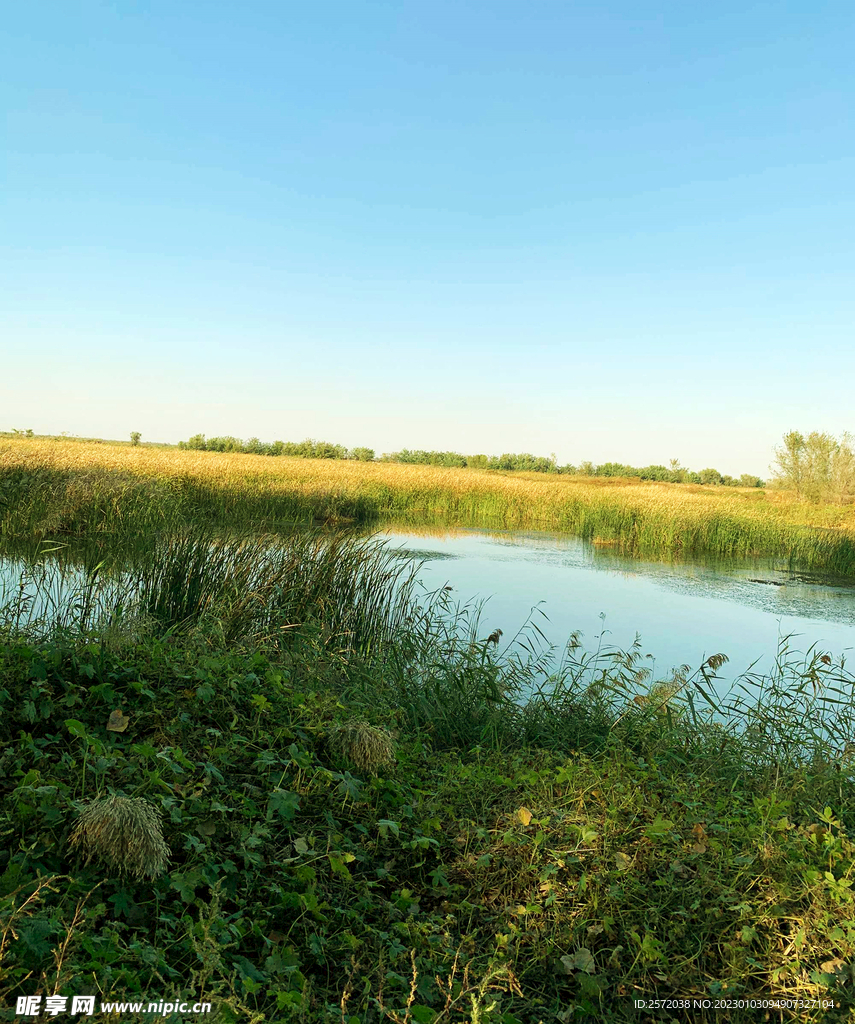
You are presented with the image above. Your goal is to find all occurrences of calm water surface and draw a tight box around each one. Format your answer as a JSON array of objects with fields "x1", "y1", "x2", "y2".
[
  {"x1": 3, "y1": 526, "x2": 855, "y2": 691},
  {"x1": 379, "y1": 525, "x2": 855, "y2": 685}
]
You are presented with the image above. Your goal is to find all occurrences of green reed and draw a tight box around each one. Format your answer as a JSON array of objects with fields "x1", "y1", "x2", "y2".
[{"x1": 0, "y1": 528, "x2": 425, "y2": 658}]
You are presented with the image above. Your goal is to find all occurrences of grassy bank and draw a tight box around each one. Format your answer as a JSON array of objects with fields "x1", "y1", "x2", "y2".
[
  {"x1": 2, "y1": 534, "x2": 855, "y2": 1023},
  {"x1": 3, "y1": 437, "x2": 855, "y2": 574}
]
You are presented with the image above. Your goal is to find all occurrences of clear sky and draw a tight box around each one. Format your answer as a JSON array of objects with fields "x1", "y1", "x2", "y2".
[{"x1": 3, "y1": 1, "x2": 853, "y2": 476}]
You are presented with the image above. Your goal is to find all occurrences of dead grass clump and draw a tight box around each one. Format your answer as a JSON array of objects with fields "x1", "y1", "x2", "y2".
[
  {"x1": 328, "y1": 720, "x2": 396, "y2": 774},
  {"x1": 68, "y1": 795, "x2": 170, "y2": 879}
]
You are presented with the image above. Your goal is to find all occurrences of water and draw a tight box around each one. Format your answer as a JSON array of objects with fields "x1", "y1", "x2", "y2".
[
  {"x1": 3, "y1": 525, "x2": 855, "y2": 692},
  {"x1": 0, "y1": 554, "x2": 135, "y2": 634},
  {"x1": 378, "y1": 525, "x2": 855, "y2": 687}
]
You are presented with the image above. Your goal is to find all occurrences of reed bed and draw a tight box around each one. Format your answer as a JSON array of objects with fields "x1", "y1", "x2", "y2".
[
  {"x1": 0, "y1": 527, "x2": 423, "y2": 657},
  {"x1": 3, "y1": 436, "x2": 855, "y2": 573}
]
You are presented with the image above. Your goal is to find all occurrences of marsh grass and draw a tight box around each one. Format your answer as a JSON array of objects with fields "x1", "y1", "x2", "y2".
[
  {"x1": 0, "y1": 528, "x2": 424, "y2": 660},
  {"x1": 4, "y1": 436, "x2": 855, "y2": 573},
  {"x1": 372, "y1": 583, "x2": 855, "y2": 776},
  {"x1": 133, "y1": 530, "x2": 424, "y2": 656}
]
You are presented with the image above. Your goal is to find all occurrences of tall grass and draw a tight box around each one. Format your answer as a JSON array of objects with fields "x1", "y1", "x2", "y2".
[
  {"x1": 4, "y1": 435, "x2": 855, "y2": 572},
  {"x1": 133, "y1": 530, "x2": 423, "y2": 654},
  {"x1": 0, "y1": 528, "x2": 423, "y2": 658},
  {"x1": 364, "y1": 583, "x2": 855, "y2": 778}
]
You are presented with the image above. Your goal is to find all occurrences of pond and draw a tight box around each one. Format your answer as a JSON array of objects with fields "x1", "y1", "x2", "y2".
[{"x1": 378, "y1": 524, "x2": 855, "y2": 689}]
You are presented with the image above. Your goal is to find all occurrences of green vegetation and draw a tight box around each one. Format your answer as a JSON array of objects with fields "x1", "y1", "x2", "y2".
[
  {"x1": 172, "y1": 432, "x2": 765, "y2": 485},
  {"x1": 2, "y1": 532, "x2": 855, "y2": 1022},
  {"x1": 772, "y1": 431, "x2": 855, "y2": 504},
  {"x1": 178, "y1": 435, "x2": 369, "y2": 461}
]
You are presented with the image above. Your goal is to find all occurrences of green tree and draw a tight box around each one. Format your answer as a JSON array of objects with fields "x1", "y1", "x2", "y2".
[
  {"x1": 771, "y1": 431, "x2": 807, "y2": 495},
  {"x1": 130, "y1": 431, "x2": 142, "y2": 446},
  {"x1": 828, "y1": 432, "x2": 855, "y2": 504},
  {"x1": 738, "y1": 474, "x2": 764, "y2": 488},
  {"x1": 771, "y1": 430, "x2": 855, "y2": 502}
]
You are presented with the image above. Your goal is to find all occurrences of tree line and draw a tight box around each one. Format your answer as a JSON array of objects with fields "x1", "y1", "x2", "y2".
[
  {"x1": 175, "y1": 434, "x2": 765, "y2": 486},
  {"x1": 177, "y1": 434, "x2": 376, "y2": 461},
  {"x1": 381, "y1": 449, "x2": 764, "y2": 486}
]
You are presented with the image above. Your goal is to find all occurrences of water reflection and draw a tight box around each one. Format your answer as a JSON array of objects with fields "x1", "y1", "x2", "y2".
[{"x1": 376, "y1": 524, "x2": 855, "y2": 685}]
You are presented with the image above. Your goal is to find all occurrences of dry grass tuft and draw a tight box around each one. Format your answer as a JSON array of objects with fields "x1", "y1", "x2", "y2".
[
  {"x1": 328, "y1": 720, "x2": 396, "y2": 774},
  {"x1": 68, "y1": 795, "x2": 170, "y2": 879}
]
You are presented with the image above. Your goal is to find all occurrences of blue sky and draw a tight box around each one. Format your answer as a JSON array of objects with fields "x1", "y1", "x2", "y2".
[{"x1": 3, "y1": 1, "x2": 853, "y2": 476}]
